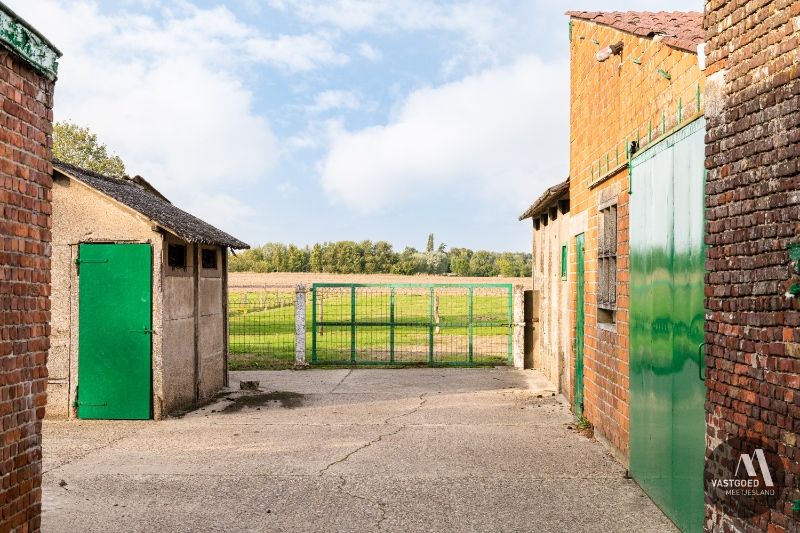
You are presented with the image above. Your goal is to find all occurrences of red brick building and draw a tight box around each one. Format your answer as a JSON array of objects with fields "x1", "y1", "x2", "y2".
[
  {"x1": 704, "y1": 1, "x2": 800, "y2": 530},
  {"x1": 0, "y1": 4, "x2": 60, "y2": 532},
  {"x1": 566, "y1": 10, "x2": 704, "y2": 458},
  {"x1": 564, "y1": 11, "x2": 708, "y2": 531}
]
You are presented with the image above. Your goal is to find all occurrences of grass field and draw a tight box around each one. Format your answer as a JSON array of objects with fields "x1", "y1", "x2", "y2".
[{"x1": 228, "y1": 278, "x2": 519, "y2": 369}]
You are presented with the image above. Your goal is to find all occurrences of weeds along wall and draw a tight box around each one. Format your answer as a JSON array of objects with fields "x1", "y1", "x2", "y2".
[
  {"x1": 703, "y1": 1, "x2": 800, "y2": 530},
  {"x1": 568, "y1": 16, "x2": 705, "y2": 462}
]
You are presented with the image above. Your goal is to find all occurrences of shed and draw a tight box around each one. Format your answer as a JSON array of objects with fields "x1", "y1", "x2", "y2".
[
  {"x1": 48, "y1": 160, "x2": 250, "y2": 420},
  {"x1": 519, "y1": 178, "x2": 570, "y2": 393}
]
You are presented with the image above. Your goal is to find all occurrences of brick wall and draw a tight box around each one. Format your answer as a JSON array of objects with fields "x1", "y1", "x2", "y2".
[
  {"x1": 568, "y1": 18, "x2": 704, "y2": 461},
  {"x1": 704, "y1": 1, "x2": 800, "y2": 530},
  {"x1": 0, "y1": 48, "x2": 56, "y2": 532}
]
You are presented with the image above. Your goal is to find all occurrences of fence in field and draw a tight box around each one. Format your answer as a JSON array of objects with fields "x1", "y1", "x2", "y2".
[
  {"x1": 228, "y1": 286, "x2": 299, "y2": 369},
  {"x1": 227, "y1": 283, "x2": 525, "y2": 369}
]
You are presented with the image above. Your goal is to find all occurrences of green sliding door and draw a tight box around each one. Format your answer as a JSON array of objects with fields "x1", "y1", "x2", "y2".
[{"x1": 629, "y1": 118, "x2": 706, "y2": 533}]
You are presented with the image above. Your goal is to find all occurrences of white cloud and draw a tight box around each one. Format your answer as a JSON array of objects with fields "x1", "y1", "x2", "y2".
[
  {"x1": 319, "y1": 55, "x2": 568, "y2": 213},
  {"x1": 7, "y1": 0, "x2": 348, "y2": 239},
  {"x1": 357, "y1": 42, "x2": 382, "y2": 62},
  {"x1": 308, "y1": 90, "x2": 362, "y2": 113},
  {"x1": 266, "y1": 0, "x2": 506, "y2": 44}
]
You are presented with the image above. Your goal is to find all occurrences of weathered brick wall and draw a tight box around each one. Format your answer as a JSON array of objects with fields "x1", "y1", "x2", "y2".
[
  {"x1": 0, "y1": 49, "x2": 56, "y2": 532},
  {"x1": 704, "y1": 1, "x2": 800, "y2": 530},
  {"x1": 569, "y1": 18, "x2": 704, "y2": 461}
]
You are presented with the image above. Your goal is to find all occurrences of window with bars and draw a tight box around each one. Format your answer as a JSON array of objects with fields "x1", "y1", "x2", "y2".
[{"x1": 597, "y1": 204, "x2": 617, "y2": 324}]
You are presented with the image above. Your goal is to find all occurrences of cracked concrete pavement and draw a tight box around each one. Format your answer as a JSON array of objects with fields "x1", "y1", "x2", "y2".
[{"x1": 41, "y1": 368, "x2": 678, "y2": 532}]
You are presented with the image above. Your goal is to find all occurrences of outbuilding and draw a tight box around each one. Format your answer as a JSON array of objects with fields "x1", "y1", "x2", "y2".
[
  {"x1": 519, "y1": 178, "x2": 571, "y2": 394},
  {"x1": 47, "y1": 160, "x2": 249, "y2": 420}
]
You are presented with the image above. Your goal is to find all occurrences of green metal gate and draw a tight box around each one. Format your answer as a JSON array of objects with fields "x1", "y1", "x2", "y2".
[
  {"x1": 311, "y1": 284, "x2": 513, "y2": 366},
  {"x1": 629, "y1": 117, "x2": 706, "y2": 533},
  {"x1": 77, "y1": 243, "x2": 152, "y2": 420}
]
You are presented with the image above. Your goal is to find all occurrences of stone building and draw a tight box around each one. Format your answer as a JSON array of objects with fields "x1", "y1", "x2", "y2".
[
  {"x1": 520, "y1": 179, "x2": 571, "y2": 393},
  {"x1": 48, "y1": 160, "x2": 249, "y2": 420},
  {"x1": 703, "y1": 1, "x2": 800, "y2": 530},
  {"x1": 565, "y1": 11, "x2": 706, "y2": 531},
  {"x1": 0, "y1": 4, "x2": 60, "y2": 531}
]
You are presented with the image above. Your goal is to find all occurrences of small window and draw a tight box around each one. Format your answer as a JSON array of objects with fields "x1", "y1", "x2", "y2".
[
  {"x1": 597, "y1": 204, "x2": 618, "y2": 325},
  {"x1": 201, "y1": 248, "x2": 218, "y2": 269},
  {"x1": 560, "y1": 244, "x2": 567, "y2": 280},
  {"x1": 168, "y1": 244, "x2": 187, "y2": 269}
]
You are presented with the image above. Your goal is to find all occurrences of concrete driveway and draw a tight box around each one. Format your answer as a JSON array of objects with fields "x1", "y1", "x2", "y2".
[{"x1": 42, "y1": 369, "x2": 677, "y2": 532}]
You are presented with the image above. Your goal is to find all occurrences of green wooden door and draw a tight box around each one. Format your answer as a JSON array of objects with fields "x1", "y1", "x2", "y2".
[
  {"x1": 629, "y1": 118, "x2": 706, "y2": 533},
  {"x1": 574, "y1": 234, "x2": 585, "y2": 416},
  {"x1": 78, "y1": 243, "x2": 152, "y2": 420}
]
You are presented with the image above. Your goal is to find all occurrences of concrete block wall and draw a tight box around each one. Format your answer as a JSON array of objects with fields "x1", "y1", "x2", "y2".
[
  {"x1": 703, "y1": 1, "x2": 800, "y2": 530},
  {"x1": 568, "y1": 18, "x2": 705, "y2": 461},
  {"x1": 0, "y1": 50, "x2": 57, "y2": 531},
  {"x1": 531, "y1": 207, "x2": 571, "y2": 392}
]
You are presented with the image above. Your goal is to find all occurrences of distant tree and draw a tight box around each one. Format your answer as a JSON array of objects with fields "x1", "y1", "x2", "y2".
[
  {"x1": 516, "y1": 254, "x2": 533, "y2": 277},
  {"x1": 53, "y1": 121, "x2": 126, "y2": 177},
  {"x1": 426, "y1": 233, "x2": 435, "y2": 253},
  {"x1": 331, "y1": 241, "x2": 363, "y2": 273},
  {"x1": 361, "y1": 241, "x2": 378, "y2": 274},
  {"x1": 468, "y1": 251, "x2": 498, "y2": 277},
  {"x1": 372, "y1": 241, "x2": 396, "y2": 273},
  {"x1": 286, "y1": 244, "x2": 309, "y2": 272},
  {"x1": 391, "y1": 247, "x2": 419, "y2": 275},
  {"x1": 229, "y1": 239, "x2": 530, "y2": 277},
  {"x1": 449, "y1": 248, "x2": 472, "y2": 276},
  {"x1": 309, "y1": 243, "x2": 324, "y2": 272},
  {"x1": 496, "y1": 252, "x2": 519, "y2": 277}
]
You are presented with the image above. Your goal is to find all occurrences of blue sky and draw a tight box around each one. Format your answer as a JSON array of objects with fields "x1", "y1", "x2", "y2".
[{"x1": 12, "y1": 0, "x2": 702, "y2": 252}]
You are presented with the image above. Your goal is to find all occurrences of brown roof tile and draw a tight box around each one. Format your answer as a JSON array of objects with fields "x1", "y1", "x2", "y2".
[{"x1": 566, "y1": 11, "x2": 704, "y2": 53}]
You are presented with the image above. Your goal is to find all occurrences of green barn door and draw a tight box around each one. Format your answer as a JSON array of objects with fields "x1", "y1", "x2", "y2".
[
  {"x1": 574, "y1": 234, "x2": 585, "y2": 416},
  {"x1": 78, "y1": 243, "x2": 152, "y2": 420},
  {"x1": 629, "y1": 118, "x2": 706, "y2": 533}
]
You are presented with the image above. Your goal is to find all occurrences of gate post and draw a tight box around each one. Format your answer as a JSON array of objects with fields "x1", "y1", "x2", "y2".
[
  {"x1": 512, "y1": 285, "x2": 525, "y2": 368},
  {"x1": 294, "y1": 284, "x2": 308, "y2": 368}
]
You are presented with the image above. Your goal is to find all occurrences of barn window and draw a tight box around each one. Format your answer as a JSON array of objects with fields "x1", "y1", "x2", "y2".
[
  {"x1": 201, "y1": 248, "x2": 218, "y2": 269},
  {"x1": 597, "y1": 203, "x2": 617, "y2": 325},
  {"x1": 560, "y1": 244, "x2": 567, "y2": 280},
  {"x1": 167, "y1": 244, "x2": 187, "y2": 269}
]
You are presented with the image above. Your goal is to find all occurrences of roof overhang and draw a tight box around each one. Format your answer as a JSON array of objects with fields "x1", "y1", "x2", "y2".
[{"x1": 519, "y1": 179, "x2": 570, "y2": 221}]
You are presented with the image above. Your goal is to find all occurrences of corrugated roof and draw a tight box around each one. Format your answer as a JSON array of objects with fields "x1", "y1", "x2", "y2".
[
  {"x1": 567, "y1": 11, "x2": 704, "y2": 53},
  {"x1": 53, "y1": 160, "x2": 250, "y2": 249},
  {"x1": 519, "y1": 179, "x2": 570, "y2": 221}
]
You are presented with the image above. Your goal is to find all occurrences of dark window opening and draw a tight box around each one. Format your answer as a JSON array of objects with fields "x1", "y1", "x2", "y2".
[
  {"x1": 202, "y1": 248, "x2": 218, "y2": 269},
  {"x1": 168, "y1": 244, "x2": 187, "y2": 269}
]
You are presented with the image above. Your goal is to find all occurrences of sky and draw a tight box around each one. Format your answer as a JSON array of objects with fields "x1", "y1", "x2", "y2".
[{"x1": 10, "y1": 0, "x2": 703, "y2": 252}]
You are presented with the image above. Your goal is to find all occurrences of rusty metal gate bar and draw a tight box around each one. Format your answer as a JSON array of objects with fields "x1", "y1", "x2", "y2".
[{"x1": 311, "y1": 283, "x2": 513, "y2": 366}]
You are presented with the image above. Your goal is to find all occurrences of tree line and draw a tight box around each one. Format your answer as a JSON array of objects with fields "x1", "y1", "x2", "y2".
[{"x1": 229, "y1": 235, "x2": 532, "y2": 277}]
